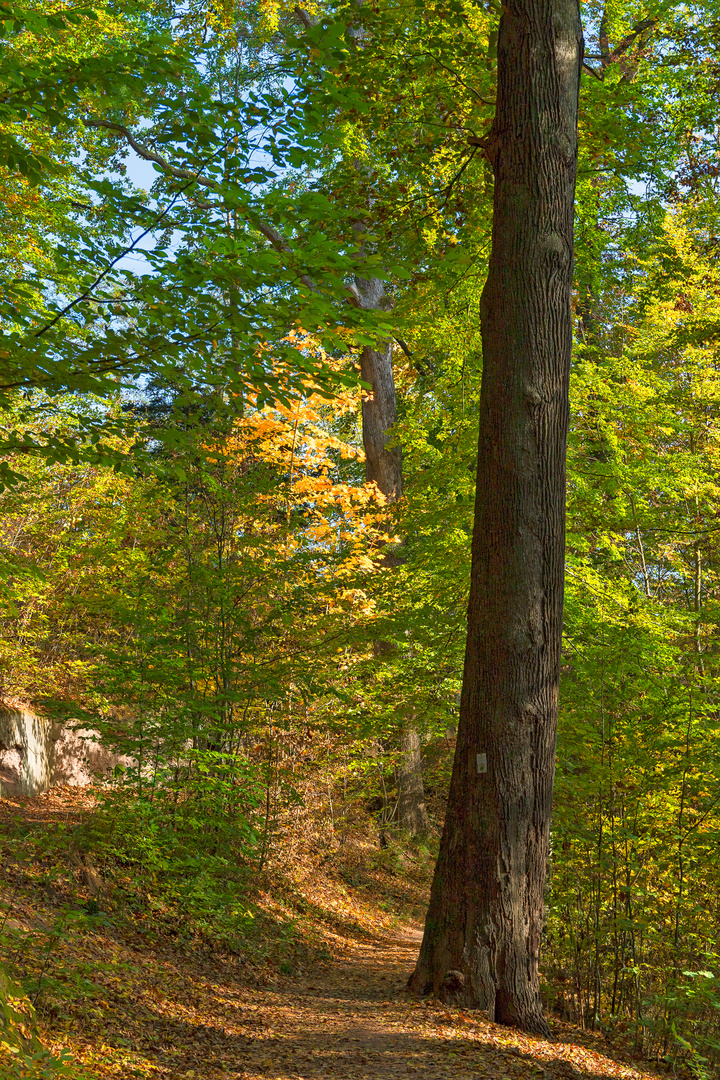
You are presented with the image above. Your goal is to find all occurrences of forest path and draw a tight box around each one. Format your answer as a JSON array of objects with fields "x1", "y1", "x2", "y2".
[
  {"x1": 238, "y1": 927, "x2": 662, "y2": 1080},
  {"x1": 242, "y1": 927, "x2": 427, "y2": 1079},
  {"x1": 0, "y1": 788, "x2": 668, "y2": 1080}
]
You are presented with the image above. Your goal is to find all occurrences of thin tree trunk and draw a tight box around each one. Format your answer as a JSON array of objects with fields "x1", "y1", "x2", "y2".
[
  {"x1": 397, "y1": 725, "x2": 428, "y2": 835},
  {"x1": 408, "y1": 0, "x2": 582, "y2": 1033},
  {"x1": 358, "y1": 342, "x2": 402, "y2": 503},
  {"x1": 294, "y1": 8, "x2": 428, "y2": 836},
  {"x1": 354, "y1": 274, "x2": 428, "y2": 837}
]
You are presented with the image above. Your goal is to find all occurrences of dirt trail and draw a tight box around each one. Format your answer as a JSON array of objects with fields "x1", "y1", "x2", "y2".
[
  {"x1": 241, "y1": 929, "x2": 426, "y2": 1079},
  {"x1": 236, "y1": 929, "x2": 663, "y2": 1080}
]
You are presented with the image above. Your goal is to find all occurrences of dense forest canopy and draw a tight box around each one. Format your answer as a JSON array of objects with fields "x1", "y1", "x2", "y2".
[{"x1": 2, "y1": 0, "x2": 720, "y2": 1073}]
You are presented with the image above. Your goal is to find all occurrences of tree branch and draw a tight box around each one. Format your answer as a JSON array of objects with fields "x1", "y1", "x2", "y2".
[
  {"x1": 611, "y1": 17, "x2": 657, "y2": 61},
  {"x1": 582, "y1": 62, "x2": 603, "y2": 81},
  {"x1": 85, "y1": 117, "x2": 222, "y2": 192},
  {"x1": 84, "y1": 116, "x2": 317, "y2": 289},
  {"x1": 294, "y1": 6, "x2": 318, "y2": 29},
  {"x1": 34, "y1": 182, "x2": 191, "y2": 338}
]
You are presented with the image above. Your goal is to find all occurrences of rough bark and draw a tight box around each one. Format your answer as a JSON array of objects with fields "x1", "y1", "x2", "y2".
[
  {"x1": 359, "y1": 338, "x2": 403, "y2": 504},
  {"x1": 352, "y1": 273, "x2": 403, "y2": 506},
  {"x1": 396, "y1": 724, "x2": 429, "y2": 835},
  {"x1": 353, "y1": 274, "x2": 428, "y2": 836},
  {"x1": 408, "y1": 0, "x2": 582, "y2": 1034}
]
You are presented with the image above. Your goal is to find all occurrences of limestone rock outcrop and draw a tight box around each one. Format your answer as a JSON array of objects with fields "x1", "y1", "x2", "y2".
[{"x1": 0, "y1": 705, "x2": 129, "y2": 796}]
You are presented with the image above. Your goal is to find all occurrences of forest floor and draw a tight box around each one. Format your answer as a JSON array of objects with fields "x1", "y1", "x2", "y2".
[{"x1": 1, "y1": 786, "x2": 669, "y2": 1080}]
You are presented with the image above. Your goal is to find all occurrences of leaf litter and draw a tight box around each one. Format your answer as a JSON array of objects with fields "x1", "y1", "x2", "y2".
[{"x1": 0, "y1": 787, "x2": 670, "y2": 1080}]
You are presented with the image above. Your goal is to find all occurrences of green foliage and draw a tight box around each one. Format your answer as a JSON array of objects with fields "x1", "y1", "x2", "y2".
[
  {"x1": 3, "y1": 0, "x2": 720, "y2": 1069},
  {"x1": 544, "y1": 210, "x2": 720, "y2": 1067},
  {"x1": 0, "y1": 958, "x2": 74, "y2": 1078}
]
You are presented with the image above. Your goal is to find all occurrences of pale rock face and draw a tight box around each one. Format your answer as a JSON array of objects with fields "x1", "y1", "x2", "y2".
[
  {"x1": 0, "y1": 745, "x2": 23, "y2": 793},
  {"x1": 52, "y1": 727, "x2": 133, "y2": 787},
  {"x1": 0, "y1": 707, "x2": 132, "y2": 795},
  {"x1": 0, "y1": 709, "x2": 53, "y2": 795}
]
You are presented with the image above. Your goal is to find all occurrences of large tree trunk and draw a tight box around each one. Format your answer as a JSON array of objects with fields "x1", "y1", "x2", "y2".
[
  {"x1": 408, "y1": 0, "x2": 582, "y2": 1034},
  {"x1": 354, "y1": 274, "x2": 428, "y2": 837}
]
